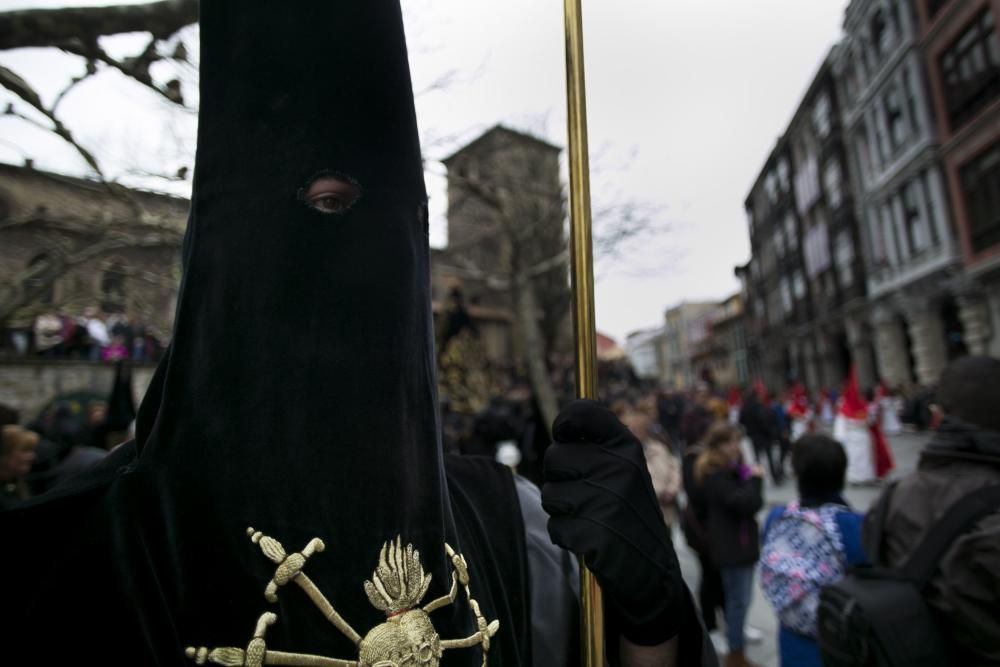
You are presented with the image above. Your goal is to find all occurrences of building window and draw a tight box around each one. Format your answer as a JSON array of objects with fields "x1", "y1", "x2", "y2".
[
  {"x1": 804, "y1": 219, "x2": 831, "y2": 278},
  {"x1": 902, "y1": 180, "x2": 929, "y2": 254},
  {"x1": 884, "y1": 202, "x2": 905, "y2": 266},
  {"x1": 812, "y1": 92, "x2": 832, "y2": 139},
  {"x1": 856, "y1": 133, "x2": 873, "y2": 183},
  {"x1": 873, "y1": 107, "x2": 890, "y2": 164},
  {"x1": 765, "y1": 171, "x2": 779, "y2": 203},
  {"x1": 101, "y1": 261, "x2": 127, "y2": 313},
  {"x1": 871, "y1": 8, "x2": 891, "y2": 59},
  {"x1": 835, "y1": 232, "x2": 855, "y2": 288},
  {"x1": 960, "y1": 140, "x2": 1000, "y2": 253},
  {"x1": 868, "y1": 207, "x2": 887, "y2": 265},
  {"x1": 779, "y1": 278, "x2": 793, "y2": 315},
  {"x1": 921, "y1": 170, "x2": 941, "y2": 244},
  {"x1": 939, "y1": 8, "x2": 1000, "y2": 131},
  {"x1": 774, "y1": 225, "x2": 786, "y2": 258},
  {"x1": 885, "y1": 85, "x2": 907, "y2": 150},
  {"x1": 794, "y1": 154, "x2": 821, "y2": 215},
  {"x1": 784, "y1": 213, "x2": 797, "y2": 249},
  {"x1": 777, "y1": 158, "x2": 790, "y2": 192},
  {"x1": 792, "y1": 270, "x2": 806, "y2": 300},
  {"x1": 823, "y1": 159, "x2": 844, "y2": 209},
  {"x1": 903, "y1": 66, "x2": 922, "y2": 135},
  {"x1": 26, "y1": 253, "x2": 54, "y2": 304}
]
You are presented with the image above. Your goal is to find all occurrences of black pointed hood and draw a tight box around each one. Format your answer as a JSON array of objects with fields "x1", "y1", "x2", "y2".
[
  {"x1": 1, "y1": 4, "x2": 538, "y2": 665},
  {"x1": 125, "y1": 0, "x2": 472, "y2": 660}
]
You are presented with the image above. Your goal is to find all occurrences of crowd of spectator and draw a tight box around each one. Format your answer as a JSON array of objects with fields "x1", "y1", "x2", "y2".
[
  {"x1": 4, "y1": 345, "x2": 997, "y2": 666},
  {"x1": 3, "y1": 308, "x2": 165, "y2": 362}
]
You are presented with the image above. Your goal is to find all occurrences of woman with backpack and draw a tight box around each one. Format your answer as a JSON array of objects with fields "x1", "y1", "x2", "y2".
[
  {"x1": 759, "y1": 434, "x2": 866, "y2": 666},
  {"x1": 696, "y1": 422, "x2": 765, "y2": 667}
]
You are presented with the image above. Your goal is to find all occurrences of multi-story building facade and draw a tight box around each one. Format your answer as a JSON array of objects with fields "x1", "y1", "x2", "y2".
[
  {"x1": 744, "y1": 133, "x2": 817, "y2": 392},
  {"x1": 916, "y1": 0, "x2": 1000, "y2": 357},
  {"x1": 625, "y1": 327, "x2": 665, "y2": 381},
  {"x1": 689, "y1": 294, "x2": 749, "y2": 390},
  {"x1": 833, "y1": 0, "x2": 964, "y2": 387},
  {"x1": 787, "y1": 56, "x2": 876, "y2": 391},
  {"x1": 661, "y1": 301, "x2": 719, "y2": 389}
]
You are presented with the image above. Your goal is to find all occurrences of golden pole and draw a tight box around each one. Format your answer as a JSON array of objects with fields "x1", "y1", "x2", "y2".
[{"x1": 563, "y1": 0, "x2": 604, "y2": 664}]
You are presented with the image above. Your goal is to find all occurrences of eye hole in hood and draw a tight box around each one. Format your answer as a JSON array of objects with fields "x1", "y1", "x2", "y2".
[{"x1": 299, "y1": 171, "x2": 362, "y2": 215}]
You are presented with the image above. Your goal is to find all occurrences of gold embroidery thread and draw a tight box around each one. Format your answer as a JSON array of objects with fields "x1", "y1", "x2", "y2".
[{"x1": 185, "y1": 531, "x2": 499, "y2": 667}]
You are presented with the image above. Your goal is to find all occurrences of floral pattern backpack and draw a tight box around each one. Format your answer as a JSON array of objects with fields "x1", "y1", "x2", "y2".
[{"x1": 760, "y1": 503, "x2": 846, "y2": 637}]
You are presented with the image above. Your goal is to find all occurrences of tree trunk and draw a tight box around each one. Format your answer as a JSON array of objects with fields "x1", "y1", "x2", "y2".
[{"x1": 512, "y1": 270, "x2": 559, "y2": 438}]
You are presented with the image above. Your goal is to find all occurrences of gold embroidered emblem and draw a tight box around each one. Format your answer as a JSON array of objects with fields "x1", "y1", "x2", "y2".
[{"x1": 185, "y1": 530, "x2": 500, "y2": 667}]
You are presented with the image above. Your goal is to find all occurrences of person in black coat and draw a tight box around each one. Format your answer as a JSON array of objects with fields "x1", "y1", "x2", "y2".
[
  {"x1": 739, "y1": 390, "x2": 782, "y2": 484},
  {"x1": 696, "y1": 423, "x2": 764, "y2": 667},
  {"x1": 681, "y1": 438, "x2": 726, "y2": 638}
]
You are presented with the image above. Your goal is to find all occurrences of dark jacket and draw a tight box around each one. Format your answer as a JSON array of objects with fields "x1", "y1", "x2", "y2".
[
  {"x1": 681, "y1": 446, "x2": 709, "y2": 555},
  {"x1": 702, "y1": 467, "x2": 764, "y2": 567},
  {"x1": 681, "y1": 403, "x2": 713, "y2": 446},
  {"x1": 739, "y1": 398, "x2": 775, "y2": 446},
  {"x1": 863, "y1": 418, "x2": 1000, "y2": 666}
]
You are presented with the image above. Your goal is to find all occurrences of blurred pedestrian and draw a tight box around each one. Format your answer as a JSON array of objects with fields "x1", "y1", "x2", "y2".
[
  {"x1": 682, "y1": 384, "x2": 715, "y2": 448},
  {"x1": 760, "y1": 434, "x2": 865, "y2": 666},
  {"x1": 657, "y1": 389, "x2": 685, "y2": 454},
  {"x1": 785, "y1": 383, "x2": 812, "y2": 443},
  {"x1": 101, "y1": 334, "x2": 129, "y2": 362},
  {"x1": 623, "y1": 405, "x2": 681, "y2": 527},
  {"x1": 1, "y1": 425, "x2": 39, "y2": 510},
  {"x1": 681, "y1": 430, "x2": 727, "y2": 653},
  {"x1": 833, "y1": 370, "x2": 876, "y2": 485},
  {"x1": 740, "y1": 385, "x2": 782, "y2": 484},
  {"x1": 861, "y1": 356, "x2": 1000, "y2": 665},
  {"x1": 696, "y1": 423, "x2": 765, "y2": 667},
  {"x1": 33, "y1": 312, "x2": 64, "y2": 357},
  {"x1": 726, "y1": 387, "x2": 743, "y2": 426}
]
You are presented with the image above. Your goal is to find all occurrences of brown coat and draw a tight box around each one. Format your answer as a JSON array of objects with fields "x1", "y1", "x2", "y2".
[{"x1": 863, "y1": 421, "x2": 1000, "y2": 666}]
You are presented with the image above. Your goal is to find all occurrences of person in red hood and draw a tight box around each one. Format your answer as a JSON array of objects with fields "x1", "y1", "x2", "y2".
[
  {"x1": 727, "y1": 387, "x2": 743, "y2": 426},
  {"x1": 786, "y1": 383, "x2": 813, "y2": 443},
  {"x1": 833, "y1": 370, "x2": 893, "y2": 484}
]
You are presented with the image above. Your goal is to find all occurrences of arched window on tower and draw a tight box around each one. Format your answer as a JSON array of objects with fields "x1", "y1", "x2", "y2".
[
  {"x1": 26, "y1": 253, "x2": 54, "y2": 304},
  {"x1": 101, "y1": 261, "x2": 127, "y2": 313}
]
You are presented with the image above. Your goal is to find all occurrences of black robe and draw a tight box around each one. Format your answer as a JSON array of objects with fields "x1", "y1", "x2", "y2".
[{"x1": 2, "y1": 2, "x2": 530, "y2": 664}]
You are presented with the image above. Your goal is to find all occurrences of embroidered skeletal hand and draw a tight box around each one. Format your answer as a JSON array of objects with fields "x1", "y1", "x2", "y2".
[{"x1": 185, "y1": 531, "x2": 499, "y2": 667}]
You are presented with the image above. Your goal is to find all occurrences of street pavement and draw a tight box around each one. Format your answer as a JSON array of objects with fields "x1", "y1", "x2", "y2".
[{"x1": 672, "y1": 428, "x2": 931, "y2": 666}]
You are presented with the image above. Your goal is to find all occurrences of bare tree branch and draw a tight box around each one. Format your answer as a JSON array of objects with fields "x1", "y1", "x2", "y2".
[
  {"x1": 0, "y1": 0, "x2": 198, "y2": 50},
  {"x1": 2, "y1": 63, "x2": 109, "y2": 177},
  {"x1": 51, "y1": 68, "x2": 96, "y2": 116}
]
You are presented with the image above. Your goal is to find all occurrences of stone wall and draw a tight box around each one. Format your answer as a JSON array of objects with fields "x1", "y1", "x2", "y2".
[{"x1": 0, "y1": 359, "x2": 157, "y2": 421}]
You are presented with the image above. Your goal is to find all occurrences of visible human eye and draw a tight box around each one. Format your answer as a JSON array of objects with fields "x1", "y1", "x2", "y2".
[{"x1": 300, "y1": 173, "x2": 361, "y2": 215}]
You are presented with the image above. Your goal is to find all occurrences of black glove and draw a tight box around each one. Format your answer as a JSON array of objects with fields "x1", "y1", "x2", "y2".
[{"x1": 542, "y1": 399, "x2": 684, "y2": 646}]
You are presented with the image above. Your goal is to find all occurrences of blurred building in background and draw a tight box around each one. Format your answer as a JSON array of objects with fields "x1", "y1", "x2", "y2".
[
  {"x1": 431, "y1": 124, "x2": 569, "y2": 368},
  {"x1": 0, "y1": 161, "x2": 186, "y2": 352},
  {"x1": 660, "y1": 301, "x2": 719, "y2": 389},
  {"x1": 916, "y1": 0, "x2": 1000, "y2": 359},
  {"x1": 625, "y1": 326, "x2": 666, "y2": 380},
  {"x1": 689, "y1": 293, "x2": 749, "y2": 391},
  {"x1": 736, "y1": 0, "x2": 1000, "y2": 395}
]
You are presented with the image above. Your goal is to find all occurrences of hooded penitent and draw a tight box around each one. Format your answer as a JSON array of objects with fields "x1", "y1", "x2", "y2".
[
  {"x1": 833, "y1": 367, "x2": 877, "y2": 484},
  {"x1": 2, "y1": 2, "x2": 529, "y2": 664}
]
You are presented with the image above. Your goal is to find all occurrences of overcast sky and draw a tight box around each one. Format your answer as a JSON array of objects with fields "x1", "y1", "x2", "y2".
[{"x1": 0, "y1": 0, "x2": 850, "y2": 343}]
